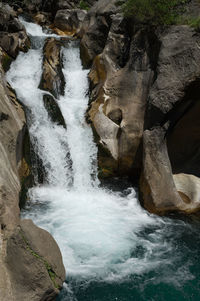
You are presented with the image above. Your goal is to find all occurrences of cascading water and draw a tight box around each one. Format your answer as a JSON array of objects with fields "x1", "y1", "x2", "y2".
[{"x1": 7, "y1": 20, "x2": 200, "y2": 301}]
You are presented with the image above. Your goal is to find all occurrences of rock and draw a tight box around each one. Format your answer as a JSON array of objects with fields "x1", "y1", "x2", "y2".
[
  {"x1": 140, "y1": 127, "x2": 184, "y2": 215},
  {"x1": 167, "y1": 97, "x2": 200, "y2": 178},
  {"x1": 39, "y1": 38, "x2": 65, "y2": 98},
  {"x1": 140, "y1": 128, "x2": 200, "y2": 215},
  {"x1": 146, "y1": 25, "x2": 200, "y2": 128},
  {"x1": 54, "y1": 0, "x2": 80, "y2": 10},
  {"x1": 54, "y1": 9, "x2": 87, "y2": 35},
  {"x1": 6, "y1": 219, "x2": 65, "y2": 301},
  {"x1": 0, "y1": 63, "x2": 25, "y2": 299},
  {"x1": 0, "y1": 65, "x2": 25, "y2": 232},
  {"x1": 173, "y1": 174, "x2": 200, "y2": 211},
  {"x1": 0, "y1": 48, "x2": 13, "y2": 72},
  {"x1": 87, "y1": 12, "x2": 158, "y2": 177},
  {"x1": 43, "y1": 94, "x2": 66, "y2": 127},
  {"x1": 0, "y1": 31, "x2": 30, "y2": 58},
  {"x1": 80, "y1": 0, "x2": 119, "y2": 67},
  {"x1": 33, "y1": 12, "x2": 52, "y2": 26},
  {"x1": 139, "y1": 24, "x2": 200, "y2": 215},
  {"x1": 0, "y1": 68, "x2": 65, "y2": 298},
  {"x1": 0, "y1": 3, "x2": 30, "y2": 58}
]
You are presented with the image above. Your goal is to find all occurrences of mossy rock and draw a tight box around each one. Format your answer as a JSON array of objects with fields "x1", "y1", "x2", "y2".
[{"x1": 1, "y1": 51, "x2": 13, "y2": 72}]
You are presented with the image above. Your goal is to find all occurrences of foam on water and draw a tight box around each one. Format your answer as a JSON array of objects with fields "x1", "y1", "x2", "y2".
[
  {"x1": 6, "y1": 20, "x2": 194, "y2": 296},
  {"x1": 19, "y1": 17, "x2": 58, "y2": 38}
]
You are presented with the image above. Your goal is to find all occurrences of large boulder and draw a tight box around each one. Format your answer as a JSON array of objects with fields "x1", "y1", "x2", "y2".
[
  {"x1": 173, "y1": 173, "x2": 200, "y2": 210},
  {"x1": 140, "y1": 128, "x2": 190, "y2": 214},
  {"x1": 6, "y1": 219, "x2": 65, "y2": 301}
]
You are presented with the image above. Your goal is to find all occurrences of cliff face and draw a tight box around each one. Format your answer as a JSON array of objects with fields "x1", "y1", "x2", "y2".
[{"x1": 78, "y1": 0, "x2": 200, "y2": 215}]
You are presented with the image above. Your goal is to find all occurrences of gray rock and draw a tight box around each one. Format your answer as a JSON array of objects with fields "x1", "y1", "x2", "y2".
[
  {"x1": 54, "y1": 9, "x2": 86, "y2": 34},
  {"x1": 80, "y1": 0, "x2": 120, "y2": 67}
]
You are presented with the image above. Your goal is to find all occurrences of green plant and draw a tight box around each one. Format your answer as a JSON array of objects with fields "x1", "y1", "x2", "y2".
[
  {"x1": 79, "y1": 0, "x2": 89, "y2": 10},
  {"x1": 183, "y1": 16, "x2": 200, "y2": 30},
  {"x1": 123, "y1": 0, "x2": 188, "y2": 25}
]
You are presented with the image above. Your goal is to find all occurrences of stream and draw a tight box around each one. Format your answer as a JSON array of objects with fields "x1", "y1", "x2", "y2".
[{"x1": 6, "y1": 20, "x2": 200, "y2": 301}]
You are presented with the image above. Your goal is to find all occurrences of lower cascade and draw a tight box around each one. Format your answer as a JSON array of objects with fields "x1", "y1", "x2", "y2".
[{"x1": 7, "y1": 20, "x2": 200, "y2": 301}]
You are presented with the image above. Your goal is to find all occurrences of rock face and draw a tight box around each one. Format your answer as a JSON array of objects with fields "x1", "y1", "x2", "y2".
[
  {"x1": 79, "y1": 0, "x2": 200, "y2": 215},
  {"x1": 80, "y1": 0, "x2": 119, "y2": 67},
  {"x1": 140, "y1": 24, "x2": 200, "y2": 215},
  {"x1": 80, "y1": 0, "x2": 158, "y2": 177}
]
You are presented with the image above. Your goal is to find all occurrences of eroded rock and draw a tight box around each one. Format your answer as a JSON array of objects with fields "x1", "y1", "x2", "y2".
[
  {"x1": 140, "y1": 23, "x2": 200, "y2": 215},
  {"x1": 54, "y1": 9, "x2": 86, "y2": 35},
  {"x1": 39, "y1": 37, "x2": 65, "y2": 98},
  {"x1": 86, "y1": 10, "x2": 157, "y2": 177}
]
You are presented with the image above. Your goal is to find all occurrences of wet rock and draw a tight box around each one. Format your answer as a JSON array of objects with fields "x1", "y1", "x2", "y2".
[
  {"x1": 0, "y1": 47, "x2": 13, "y2": 72},
  {"x1": 33, "y1": 12, "x2": 52, "y2": 26},
  {"x1": 43, "y1": 94, "x2": 66, "y2": 127},
  {"x1": 39, "y1": 37, "x2": 65, "y2": 98}
]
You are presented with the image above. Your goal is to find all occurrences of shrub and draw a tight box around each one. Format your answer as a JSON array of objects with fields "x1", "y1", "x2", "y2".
[
  {"x1": 123, "y1": 0, "x2": 188, "y2": 25},
  {"x1": 79, "y1": 0, "x2": 89, "y2": 10}
]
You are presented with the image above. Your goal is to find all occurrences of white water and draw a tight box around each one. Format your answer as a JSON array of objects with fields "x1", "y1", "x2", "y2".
[{"x1": 6, "y1": 20, "x2": 191, "y2": 291}]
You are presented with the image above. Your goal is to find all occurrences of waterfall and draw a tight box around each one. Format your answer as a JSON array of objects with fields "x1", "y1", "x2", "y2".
[{"x1": 7, "y1": 19, "x2": 198, "y2": 301}]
